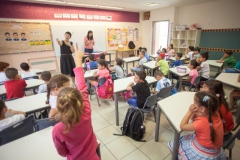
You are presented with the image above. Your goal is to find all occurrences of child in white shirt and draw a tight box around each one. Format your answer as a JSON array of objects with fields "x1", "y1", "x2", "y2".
[
  {"x1": 38, "y1": 71, "x2": 51, "y2": 94},
  {"x1": 20, "y1": 62, "x2": 38, "y2": 79},
  {"x1": 131, "y1": 51, "x2": 147, "y2": 72},
  {"x1": 197, "y1": 52, "x2": 210, "y2": 81},
  {"x1": 185, "y1": 46, "x2": 194, "y2": 60},
  {"x1": 0, "y1": 61, "x2": 10, "y2": 84}
]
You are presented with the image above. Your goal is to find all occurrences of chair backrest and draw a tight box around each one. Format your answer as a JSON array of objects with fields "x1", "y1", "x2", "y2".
[
  {"x1": 0, "y1": 115, "x2": 35, "y2": 146},
  {"x1": 98, "y1": 77, "x2": 107, "y2": 87},
  {"x1": 143, "y1": 94, "x2": 158, "y2": 109},
  {"x1": 235, "y1": 106, "x2": 240, "y2": 125},
  {"x1": 194, "y1": 76, "x2": 201, "y2": 85},
  {"x1": 34, "y1": 117, "x2": 59, "y2": 131},
  {"x1": 23, "y1": 76, "x2": 39, "y2": 80},
  {"x1": 223, "y1": 129, "x2": 240, "y2": 149},
  {"x1": 157, "y1": 86, "x2": 172, "y2": 99}
]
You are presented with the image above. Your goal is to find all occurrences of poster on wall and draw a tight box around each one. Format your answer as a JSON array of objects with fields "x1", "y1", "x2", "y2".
[
  {"x1": 107, "y1": 28, "x2": 128, "y2": 47},
  {"x1": 0, "y1": 22, "x2": 53, "y2": 55}
]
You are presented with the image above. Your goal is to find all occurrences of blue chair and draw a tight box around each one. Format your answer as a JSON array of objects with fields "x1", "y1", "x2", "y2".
[
  {"x1": 0, "y1": 115, "x2": 35, "y2": 146},
  {"x1": 34, "y1": 117, "x2": 59, "y2": 131}
]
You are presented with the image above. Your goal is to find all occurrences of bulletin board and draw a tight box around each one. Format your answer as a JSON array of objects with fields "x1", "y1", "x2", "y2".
[
  {"x1": 0, "y1": 21, "x2": 53, "y2": 55},
  {"x1": 107, "y1": 28, "x2": 128, "y2": 47}
]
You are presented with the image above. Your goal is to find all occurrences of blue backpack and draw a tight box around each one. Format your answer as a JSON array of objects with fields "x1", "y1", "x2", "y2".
[{"x1": 163, "y1": 82, "x2": 178, "y2": 95}]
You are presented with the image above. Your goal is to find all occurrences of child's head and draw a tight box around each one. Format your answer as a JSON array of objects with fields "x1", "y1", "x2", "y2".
[
  {"x1": 115, "y1": 58, "x2": 123, "y2": 67},
  {"x1": 88, "y1": 54, "x2": 95, "y2": 61},
  {"x1": 175, "y1": 53, "x2": 182, "y2": 60},
  {"x1": 13, "y1": 32, "x2": 18, "y2": 38},
  {"x1": 188, "y1": 60, "x2": 198, "y2": 69},
  {"x1": 0, "y1": 61, "x2": 10, "y2": 72},
  {"x1": 40, "y1": 71, "x2": 51, "y2": 82},
  {"x1": 162, "y1": 48, "x2": 167, "y2": 53},
  {"x1": 194, "y1": 91, "x2": 220, "y2": 144},
  {"x1": 154, "y1": 70, "x2": 164, "y2": 81},
  {"x1": 224, "y1": 50, "x2": 233, "y2": 57},
  {"x1": 134, "y1": 71, "x2": 146, "y2": 83},
  {"x1": 65, "y1": 31, "x2": 71, "y2": 40},
  {"x1": 0, "y1": 99, "x2": 7, "y2": 118},
  {"x1": 194, "y1": 47, "x2": 200, "y2": 54},
  {"x1": 139, "y1": 51, "x2": 145, "y2": 58},
  {"x1": 168, "y1": 44, "x2": 173, "y2": 49},
  {"x1": 141, "y1": 47, "x2": 147, "y2": 52},
  {"x1": 201, "y1": 80, "x2": 230, "y2": 112},
  {"x1": 5, "y1": 68, "x2": 18, "y2": 80},
  {"x1": 100, "y1": 53, "x2": 105, "y2": 60},
  {"x1": 98, "y1": 59, "x2": 107, "y2": 70},
  {"x1": 21, "y1": 33, "x2": 25, "y2": 38},
  {"x1": 159, "y1": 53, "x2": 165, "y2": 60},
  {"x1": 200, "y1": 51, "x2": 209, "y2": 62},
  {"x1": 188, "y1": 46, "x2": 194, "y2": 52},
  {"x1": 5, "y1": 32, "x2": 10, "y2": 38},
  {"x1": 46, "y1": 74, "x2": 70, "y2": 102},
  {"x1": 57, "y1": 87, "x2": 83, "y2": 133},
  {"x1": 20, "y1": 62, "x2": 30, "y2": 71}
]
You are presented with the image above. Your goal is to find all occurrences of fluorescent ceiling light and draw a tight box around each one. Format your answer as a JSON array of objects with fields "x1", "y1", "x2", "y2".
[
  {"x1": 67, "y1": 2, "x2": 98, "y2": 7},
  {"x1": 98, "y1": 5, "x2": 124, "y2": 9},
  {"x1": 35, "y1": 0, "x2": 65, "y2": 3},
  {"x1": 143, "y1": 2, "x2": 160, "y2": 6}
]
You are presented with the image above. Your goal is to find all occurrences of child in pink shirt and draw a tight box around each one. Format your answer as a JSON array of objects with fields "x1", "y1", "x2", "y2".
[
  {"x1": 167, "y1": 44, "x2": 175, "y2": 58},
  {"x1": 52, "y1": 44, "x2": 100, "y2": 160}
]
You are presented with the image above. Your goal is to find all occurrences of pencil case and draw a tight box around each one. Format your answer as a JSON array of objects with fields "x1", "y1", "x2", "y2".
[{"x1": 176, "y1": 67, "x2": 187, "y2": 73}]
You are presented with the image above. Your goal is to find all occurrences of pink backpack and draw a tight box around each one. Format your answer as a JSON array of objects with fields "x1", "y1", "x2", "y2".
[{"x1": 97, "y1": 76, "x2": 114, "y2": 99}]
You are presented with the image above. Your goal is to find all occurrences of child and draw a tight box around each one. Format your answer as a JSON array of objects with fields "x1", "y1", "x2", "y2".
[
  {"x1": 142, "y1": 47, "x2": 151, "y2": 61},
  {"x1": 170, "y1": 53, "x2": 183, "y2": 68},
  {"x1": 176, "y1": 60, "x2": 198, "y2": 90},
  {"x1": 109, "y1": 58, "x2": 125, "y2": 79},
  {"x1": 168, "y1": 92, "x2": 226, "y2": 159},
  {"x1": 197, "y1": 52, "x2": 210, "y2": 81},
  {"x1": 167, "y1": 44, "x2": 175, "y2": 58},
  {"x1": 38, "y1": 71, "x2": 51, "y2": 94},
  {"x1": 155, "y1": 53, "x2": 169, "y2": 76},
  {"x1": 185, "y1": 46, "x2": 194, "y2": 59},
  {"x1": 46, "y1": 74, "x2": 70, "y2": 118},
  {"x1": 151, "y1": 70, "x2": 171, "y2": 94},
  {"x1": 0, "y1": 61, "x2": 10, "y2": 83},
  {"x1": 52, "y1": 43, "x2": 100, "y2": 160},
  {"x1": 217, "y1": 50, "x2": 237, "y2": 68},
  {"x1": 224, "y1": 60, "x2": 240, "y2": 73},
  {"x1": 126, "y1": 71, "x2": 150, "y2": 108},
  {"x1": 131, "y1": 51, "x2": 147, "y2": 72},
  {"x1": 201, "y1": 80, "x2": 234, "y2": 133},
  {"x1": 84, "y1": 54, "x2": 98, "y2": 70},
  {"x1": 4, "y1": 68, "x2": 27, "y2": 100},
  {"x1": 0, "y1": 99, "x2": 26, "y2": 131},
  {"x1": 99, "y1": 53, "x2": 105, "y2": 60},
  {"x1": 192, "y1": 47, "x2": 201, "y2": 61},
  {"x1": 20, "y1": 62, "x2": 38, "y2": 79},
  {"x1": 89, "y1": 59, "x2": 110, "y2": 88}
]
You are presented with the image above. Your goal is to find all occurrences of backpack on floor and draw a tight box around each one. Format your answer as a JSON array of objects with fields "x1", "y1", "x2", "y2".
[
  {"x1": 114, "y1": 107, "x2": 146, "y2": 142},
  {"x1": 97, "y1": 76, "x2": 114, "y2": 99},
  {"x1": 128, "y1": 41, "x2": 136, "y2": 49}
]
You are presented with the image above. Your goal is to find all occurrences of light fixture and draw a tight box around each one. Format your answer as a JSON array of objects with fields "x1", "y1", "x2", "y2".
[
  {"x1": 67, "y1": 2, "x2": 98, "y2": 7},
  {"x1": 143, "y1": 2, "x2": 160, "y2": 6},
  {"x1": 35, "y1": 0, "x2": 65, "y2": 3},
  {"x1": 98, "y1": 5, "x2": 124, "y2": 10}
]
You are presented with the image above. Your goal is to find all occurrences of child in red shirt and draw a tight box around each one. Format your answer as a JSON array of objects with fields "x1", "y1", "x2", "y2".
[{"x1": 4, "y1": 68, "x2": 27, "y2": 100}]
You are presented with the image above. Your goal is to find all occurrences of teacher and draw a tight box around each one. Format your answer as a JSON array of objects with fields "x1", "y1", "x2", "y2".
[
  {"x1": 56, "y1": 31, "x2": 76, "y2": 83},
  {"x1": 84, "y1": 30, "x2": 95, "y2": 53}
]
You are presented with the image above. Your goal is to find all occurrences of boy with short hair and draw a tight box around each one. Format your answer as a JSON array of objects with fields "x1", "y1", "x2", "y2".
[
  {"x1": 0, "y1": 99, "x2": 26, "y2": 131},
  {"x1": 142, "y1": 47, "x2": 150, "y2": 61},
  {"x1": 185, "y1": 46, "x2": 194, "y2": 59},
  {"x1": 84, "y1": 54, "x2": 98, "y2": 69},
  {"x1": 126, "y1": 71, "x2": 150, "y2": 108},
  {"x1": 192, "y1": 47, "x2": 201, "y2": 61},
  {"x1": 131, "y1": 51, "x2": 147, "y2": 72},
  {"x1": 4, "y1": 68, "x2": 27, "y2": 100},
  {"x1": 151, "y1": 70, "x2": 171, "y2": 94},
  {"x1": 170, "y1": 53, "x2": 183, "y2": 68},
  {"x1": 217, "y1": 50, "x2": 237, "y2": 68},
  {"x1": 155, "y1": 53, "x2": 169, "y2": 76},
  {"x1": 38, "y1": 71, "x2": 51, "y2": 94},
  {"x1": 20, "y1": 62, "x2": 38, "y2": 79}
]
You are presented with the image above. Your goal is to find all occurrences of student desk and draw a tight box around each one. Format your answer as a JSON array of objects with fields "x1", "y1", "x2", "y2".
[
  {"x1": 149, "y1": 54, "x2": 158, "y2": 60},
  {"x1": 0, "y1": 79, "x2": 45, "y2": 97},
  {"x1": 168, "y1": 65, "x2": 190, "y2": 91},
  {"x1": 216, "y1": 73, "x2": 240, "y2": 89},
  {"x1": 117, "y1": 49, "x2": 138, "y2": 58},
  {"x1": 5, "y1": 93, "x2": 50, "y2": 114},
  {"x1": 18, "y1": 69, "x2": 44, "y2": 75},
  {"x1": 84, "y1": 69, "x2": 98, "y2": 79},
  {"x1": 169, "y1": 57, "x2": 189, "y2": 62},
  {"x1": 114, "y1": 76, "x2": 157, "y2": 126},
  {"x1": 156, "y1": 92, "x2": 195, "y2": 160},
  {"x1": 207, "y1": 60, "x2": 224, "y2": 72},
  {"x1": 143, "y1": 61, "x2": 158, "y2": 76},
  {"x1": 0, "y1": 127, "x2": 65, "y2": 160},
  {"x1": 122, "y1": 57, "x2": 140, "y2": 74}
]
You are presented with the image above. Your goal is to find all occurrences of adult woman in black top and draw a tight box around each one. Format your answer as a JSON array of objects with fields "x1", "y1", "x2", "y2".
[{"x1": 56, "y1": 31, "x2": 76, "y2": 83}]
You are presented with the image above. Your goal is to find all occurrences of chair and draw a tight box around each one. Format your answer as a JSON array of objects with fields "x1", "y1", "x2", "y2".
[
  {"x1": 157, "y1": 86, "x2": 172, "y2": 99},
  {"x1": 188, "y1": 76, "x2": 201, "y2": 92},
  {"x1": 0, "y1": 115, "x2": 35, "y2": 146},
  {"x1": 34, "y1": 117, "x2": 59, "y2": 131},
  {"x1": 23, "y1": 76, "x2": 39, "y2": 80}
]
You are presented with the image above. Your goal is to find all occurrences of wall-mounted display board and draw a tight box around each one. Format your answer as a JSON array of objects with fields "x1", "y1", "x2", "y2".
[
  {"x1": 0, "y1": 21, "x2": 53, "y2": 55},
  {"x1": 107, "y1": 28, "x2": 128, "y2": 47}
]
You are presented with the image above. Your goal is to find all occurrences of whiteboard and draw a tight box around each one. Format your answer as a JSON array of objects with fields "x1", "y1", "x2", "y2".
[{"x1": 51, "y1": 26, "x2": 106, "y2": 57}]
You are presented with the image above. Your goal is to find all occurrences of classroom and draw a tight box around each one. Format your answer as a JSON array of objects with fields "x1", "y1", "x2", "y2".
[{"x1": 0, "y1": 0, "x2": 240, "y2": 159}]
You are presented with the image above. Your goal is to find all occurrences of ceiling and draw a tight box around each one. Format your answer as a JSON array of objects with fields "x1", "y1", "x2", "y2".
[{"x1": 11, "y1": 0, "x2": 220, "y2": 12}]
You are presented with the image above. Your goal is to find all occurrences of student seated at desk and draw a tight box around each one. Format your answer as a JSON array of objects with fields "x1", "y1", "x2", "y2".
[
  {"x1": 229, "y1": 75, "x2": 240, "y2": 111},
  {"x1": 20, "y1": 62, "x2": 38, "y2": 79},
  {"x1": 151, "y1": 70, "x2": 171, "y2": 94},
  {"x1": 217, "y1": 50, "x2": 237, "y2": 68},
  {"x1": 126, "y1": 71, "x2": 150, "y2": 108},
  {"x1": 223, "y1": 60, "x2": 240, "y2": 73},
  {"x1": 0, "y1": 99, "x2": 26, "y2": 131},
  {"x1": 84, "y1": 54, "x2": 98, "y2": 70},
  {"x1": 167, "y1": 44, "x2": 175, "y2": 58},
  {"x1": 155, "y1": 53, "x2": 169, "y2": 77},
  {"x1": 168, "y1": 92, "x2": 226, "y2": 159},
  {"x1": 141, "y1": 47, "x2": 151, "y2": 61},
  {"x1": 4, "y1": 68, "x2": 27, "y2": 100},
  {"x1": 38, "y1": 71, "x2": 51, "y2": 94},
  {"x1": 52, "y1": 44, "x2": 100, "y2": 160},
  {"x1": 0, "y1": 61, "x2": 9, "y2": 84},
  {"x1": 130, "y1": 51, "x2": 147, "y2": 72},
  {"x1": 196, "y1": 52, "x2": 210, "y2": 81},
  {"x1": 185, "y1": 46, "x2": 194, "y2": 60},
  {"x1": 46, "y1": 74, "x2": 70, "y2": 118},
  {"x1": 109, "y1": 58, "x2": 125, "y2": 79},
  {"x1": 170, "y1": 53, "x2": 183, "y2": 68},
  {"x1": 192, "y1": 47, "x2": 201, "y2": 62}
]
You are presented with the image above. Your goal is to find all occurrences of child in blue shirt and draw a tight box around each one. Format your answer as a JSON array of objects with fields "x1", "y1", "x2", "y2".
[
  {"x1": 151, "y1": 70, "x2": 171, "y2": 94},
  {"x1": 142, "y1": 47, "x2": 151, "y2": 61},
  {"x1": 84, "y1": 54, "x2": 98, "y2": 69},
  {"x1": 170, "y1": 53, "x2": 183, "y2": 68}
]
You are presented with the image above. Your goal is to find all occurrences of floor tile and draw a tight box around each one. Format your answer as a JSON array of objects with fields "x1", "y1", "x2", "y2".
[
  {"x1": 94, "y1": 105, "x2": 115, "y2": 116},
  {"x1": 95, "y1": 125, "x2": 121, "y2": 144},
  {"x1": 100, "y1": 146, "x2": 117, "y2": 160},
  {"x1": 163, "y1": 154, "x2": 172, "y2": 160},
  {"x1": 126, "y1": 132, "x2": 154, "y2": 148},
  {"x1": 119, "y1": 106, "x2": 129, "y2": 116},
  {"x1": 145, "y1": 120, "x2": 167, "y2": 137},
  {"x1": 121, "y1": 149, "x2": 150, "y2": 160},
  {"x1": 158, "y1": 129, "x2": 175, "y2": 147},
  {"x1": 160, "y1": 114, "x2": 171, "y2": 128},
  {"x1": 102, "y1": 111, "x2": 125, "y2": 124},
  {"x1": 92, "y1": 117, "x2": 111, "y2": 132},
  {"x1": 91, "y1": 109, "x2": 101, "y2": 120}
]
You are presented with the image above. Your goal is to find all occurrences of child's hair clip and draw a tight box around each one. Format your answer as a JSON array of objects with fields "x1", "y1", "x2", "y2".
[
  {"x1": 203, "y1": 95, "x2": 210, "y2": 102},
  {"x1": 210, "y1": 123, "x2": 213, "y2": 126},
  {"x1": 216, "y1": 94, "x2": 220, "y2": 97}
]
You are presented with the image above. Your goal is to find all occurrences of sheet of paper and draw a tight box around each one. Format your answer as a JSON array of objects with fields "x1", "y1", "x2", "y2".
[
  {"x1": 122, "y1": 36, "x2": 126, "y2": 42},
  {"x1": 94, "y1": 15, "x2": 99, "y2": 19},
  {"x1": 54, "y1": 14, "x2": 62, "y2": 18},
  {"x1": 63, "y1": 14, "x2": 70, "y2": 18},
  {"x1": 71, "y1": 14, "x2": 78, "y2": 18},
  {"x1": 87, "y1": 15, "x2": 93, "y2": 19},
  {"x1": 79, "y1": 14, "x2": 85, "y2": 19},
  {"x1": 100, "y1": 16, "x2": 106, "y2": 20},
  {"x1": 106, "y1": 16, "x2": 112, "y2": 21},
  {"x1": 117, "y1": 34, "x2": 120, "y2": 40},
  {"x1": 121, "y1": 32, "x2": 125, "y2": 36}
]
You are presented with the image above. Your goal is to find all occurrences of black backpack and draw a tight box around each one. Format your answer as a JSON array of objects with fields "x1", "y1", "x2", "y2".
[
  {"x1": 114, "y1": 107, "x2": 146, "y2": 142},
  {"x1": 128, "y1": 41, "x2": 136, "y2": 49}
]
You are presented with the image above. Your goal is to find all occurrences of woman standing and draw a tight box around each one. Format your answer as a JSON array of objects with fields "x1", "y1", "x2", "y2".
[
  {"x1": 56, "y1": 31, "x2": 76, "y2": 83},
  {"x1": 84, "y1": 30, "x2": 95, "y2": 53}
]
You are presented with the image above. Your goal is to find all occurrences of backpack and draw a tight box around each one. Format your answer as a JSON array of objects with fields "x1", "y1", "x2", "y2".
[
  {"x1": 114, "y1": 107, "x2": 146, "y2": 142},
  {"x1": 97, "y1": 76, "x2": 114, "y2": 99},
  {"x1": 128, "y1": 41, "x2": 136, "y2": 49}
]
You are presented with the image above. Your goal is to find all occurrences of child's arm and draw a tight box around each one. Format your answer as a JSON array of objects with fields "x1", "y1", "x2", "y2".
[
  {"x1": 52, "y1": 131, "x2": 68, "y2": 157},
  {"x1": 183, "y1": 76, "x2": 192, "y2": 82},
  {"x1": 93, "y1": 71, "x2": 98, "y2": 77},
  {"x1": 126, "y1": 82, "x2": 134, "y2": 91},
  {"x1": 217, "y1": 56, "x2": 225, "y2": 63},
  {"x1": 109, "y1": 67, "x2": 114, "y2": 71},
  {"x1": 56, "y1": 38, "x2": 62, "y2": 46},
  {"x1": 7, "y1": 109, "x2": 26, "y2": 117},
  {"x1": 180, "y1": 104, "x2": 197, "y2": 131},
  {"x1": 49, "y1": 108, "x2": 58, "y2": 118}
]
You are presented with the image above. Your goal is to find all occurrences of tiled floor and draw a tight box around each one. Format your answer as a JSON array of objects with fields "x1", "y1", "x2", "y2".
[{"x1": 49, "y1": 66, "x2": 240, "y2": 160}]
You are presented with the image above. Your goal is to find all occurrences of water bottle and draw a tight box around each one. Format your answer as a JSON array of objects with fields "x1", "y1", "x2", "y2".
[{"x1": 87, "y1": 62, "x2": 90, "y2": 72}]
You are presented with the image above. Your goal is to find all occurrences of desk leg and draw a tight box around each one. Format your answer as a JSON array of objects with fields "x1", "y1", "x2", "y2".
[
  {"x1": 114, "y1": 93, "x2": 119, "y2": 126},
  {"x1": 109, "y1": 53, "x2": 111, "y2": 64},
  {"x1": 151, "y1": 69, "x2": 153, "y2": 76},
  {"x1": 155, "y1": 105, "x2": 161, "y2": 142},
  {"x1": 126, "y1": 62, "x2": 129, "y2": 75},
  {"x1": 178, "y1": 77, "x2": 182, "y2": 91},
  {"x1": 172, "y1": 132, "x2": 180, "y2": 160}
]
